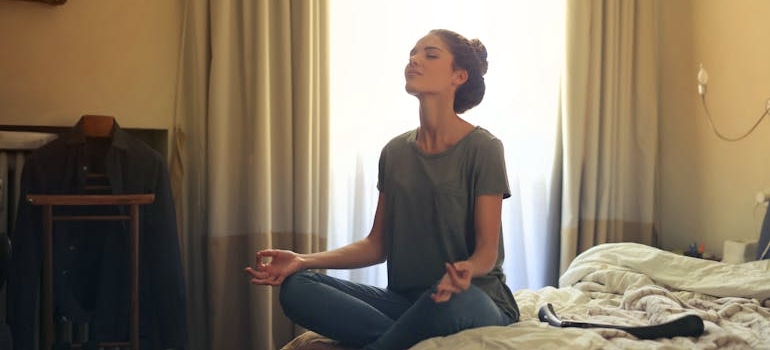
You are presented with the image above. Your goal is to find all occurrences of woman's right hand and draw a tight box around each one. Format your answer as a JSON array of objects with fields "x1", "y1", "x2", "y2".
[{"x1": 244, "y1": 249, "x2": 305, "y2": 286}]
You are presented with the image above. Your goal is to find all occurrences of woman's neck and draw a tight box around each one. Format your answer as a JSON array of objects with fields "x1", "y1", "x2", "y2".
[{"x1": 416, "y1": 100, "x2": 473, "y2": 154}]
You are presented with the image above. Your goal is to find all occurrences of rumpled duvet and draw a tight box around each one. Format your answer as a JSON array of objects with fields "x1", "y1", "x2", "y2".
[{"x1": 412, "y1": 243, "x2": 770, "y2": 350}]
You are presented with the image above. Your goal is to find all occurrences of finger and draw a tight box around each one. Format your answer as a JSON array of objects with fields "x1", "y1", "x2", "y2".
[
  {"x1": 256, "y1": 250, "x2": 275, "y2": 264},
  {"x1": 436, "y1": 294, "x2": 452, "y2": 303},
  {"x1": 272, "y1": 275, "x2": 284, "y2": 285},
  {"x1": 431, "y1": 290, "x2": 452, "y2": 303},
  {"x1": 435, "y1": 282, "x2": 461, "y2": 295},
  {"x1": 452, "y1": 261, "x2": 471, "y2": 275},
  {"x1": 451, "y1": 262, "x2": 472, "y2": 280},
  {"x1": 258, "y1": 249, "x2": 280, "y2": 258},
  {"x1": 245, "y1": 268, "x2": 271, "y2": 280},
  {"x1": 445, "y1": 263, "x2": 466, "y2": 289},
  {"x1": 244, "y1": 266, "x2": 258, "y2": 277},
  {"x1": 264, "y1": 274, "x2": 284, "y2": 286},
  {"x1": 256, "y1": 250, "x2": 271, "y2": 264},
  {"x1": 438, "y1": 285, "x2": 461, "y2": 295},
  {"x1": 445, "y1": 262, "x2": 461, "y2": 281},
  {"x1": 257, "y1": 249, "x2": 270, "y2": 256},
  {"x1": 249, "y1": 272, "x2": 284, "y2": 286},
  {"x1": 250, "y1": 277, "x2": 282, "y2": 286},
  {"x1": 244, "y1": 266, "x2": 265, "y2": 277},
  {"x1": 448, "y1": 262, "x2": 472, "y2": 290},
  {"x1": 246, "y1": 265, "x2": 280, "y2": 277},
  {"x1": 245, "y1": 267, "x2": 276, "y2": 283},
  {"x1": 256, "y1": 255, "x2": 280, "y2": 269}
]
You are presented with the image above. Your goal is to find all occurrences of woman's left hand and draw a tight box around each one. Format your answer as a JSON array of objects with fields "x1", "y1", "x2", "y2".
[{"x1": 431, "y1": 261, "x2": 472, "y2": 303}]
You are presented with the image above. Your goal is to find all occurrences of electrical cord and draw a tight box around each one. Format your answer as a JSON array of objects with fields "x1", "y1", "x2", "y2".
[{"x1": 699, "y1": 93, "x2": 770, "y2": 142}]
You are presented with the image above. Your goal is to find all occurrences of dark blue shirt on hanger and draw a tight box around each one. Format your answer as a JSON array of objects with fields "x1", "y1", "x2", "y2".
[{"x1": 7, "y1": 117, "x2": 188, "y2": 350}]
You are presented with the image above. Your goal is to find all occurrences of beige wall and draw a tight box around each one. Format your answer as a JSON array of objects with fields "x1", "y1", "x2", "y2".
[
  {"x1": 659, "y1": 0, "x2": 770, "y2": 256},
  {"x1": 0, "y1": 0, "x2": 183, "y2": 130}
]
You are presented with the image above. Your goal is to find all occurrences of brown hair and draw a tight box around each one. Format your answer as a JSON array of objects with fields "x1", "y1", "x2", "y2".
[{"x1": 429, "y1": 29, "x2": 488, "y2": 114}]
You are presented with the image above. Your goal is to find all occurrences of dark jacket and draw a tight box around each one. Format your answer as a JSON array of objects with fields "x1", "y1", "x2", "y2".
[{"x1": 7, "y1": 118, "x2": 187, "y2": 350}]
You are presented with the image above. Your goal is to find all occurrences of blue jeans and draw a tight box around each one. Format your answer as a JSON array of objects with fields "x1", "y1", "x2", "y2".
[{"x1": 279, "y1": 270, "x2": 515, "y2": 350}]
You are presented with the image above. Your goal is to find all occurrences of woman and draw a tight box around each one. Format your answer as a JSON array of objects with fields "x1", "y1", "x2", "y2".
[{"x1": 245, "y1": 29, "x2": 519, "y2": 350}]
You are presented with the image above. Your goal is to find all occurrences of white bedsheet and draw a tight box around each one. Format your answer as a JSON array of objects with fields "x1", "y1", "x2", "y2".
[{"x1": 410, "y1": 243, "x2": 770, "y2": 350}]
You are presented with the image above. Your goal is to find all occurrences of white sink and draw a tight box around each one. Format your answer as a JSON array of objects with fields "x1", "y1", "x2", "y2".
[{"x1": 0, "y1": 131, "x2": 58, "y2": 150}]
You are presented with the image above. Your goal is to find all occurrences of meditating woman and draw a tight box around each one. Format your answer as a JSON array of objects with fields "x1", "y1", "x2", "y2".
[{"x1": 246, "y1": 28, "x2": 519, "y2": 350}]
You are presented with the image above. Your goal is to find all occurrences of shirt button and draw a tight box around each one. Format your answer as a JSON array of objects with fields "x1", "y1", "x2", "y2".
[
  {"x1": 68, "y1": 245, "x2": 76, "y2": 252},
  {"x1": 61, "y1": 270, "x2": 69, "y2": 276}
]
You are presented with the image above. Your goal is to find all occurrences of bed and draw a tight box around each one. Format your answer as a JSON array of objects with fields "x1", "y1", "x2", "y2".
[{"x1": 282, "y1": 242, "x2": 770, "y2": 350}]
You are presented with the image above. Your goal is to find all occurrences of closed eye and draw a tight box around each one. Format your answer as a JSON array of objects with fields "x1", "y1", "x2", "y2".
[
  {"x1": 425, "y1": 47, "x2": 441, "y2": 59},
  {"x1": 409, "y1": 46, "x2": 443, "y2": 60}
]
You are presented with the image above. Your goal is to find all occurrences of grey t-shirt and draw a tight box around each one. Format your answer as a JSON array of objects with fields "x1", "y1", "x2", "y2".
[{"x1": 377, "y1": 126, "x2": 519, "y2": 320}]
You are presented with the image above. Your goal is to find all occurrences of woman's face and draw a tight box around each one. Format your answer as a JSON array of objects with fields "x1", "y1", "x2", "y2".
[{"x1": 404, "y1": 34, "x2": 466, "y2": 97}]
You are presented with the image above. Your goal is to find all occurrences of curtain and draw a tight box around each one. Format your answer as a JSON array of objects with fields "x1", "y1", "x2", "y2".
[
  {"x1": 172, "y1": 1, "x2": 328, "y2": 350},
  {"x1": 559, "y1": 0, "x2": 659, "y2": 273}
]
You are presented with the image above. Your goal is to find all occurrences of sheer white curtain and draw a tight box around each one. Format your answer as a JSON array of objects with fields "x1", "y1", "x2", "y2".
[{"x1": 328, "y1": 0, "x2": 565, "y2": 290}]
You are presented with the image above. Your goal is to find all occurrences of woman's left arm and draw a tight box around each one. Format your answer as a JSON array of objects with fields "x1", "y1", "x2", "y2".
[
  {"x1": 467, "y1": 193, "x2": 503, "y2": 276},
  {"x1": 431, "y1": 193, "x2": 503, "y2": 302}
]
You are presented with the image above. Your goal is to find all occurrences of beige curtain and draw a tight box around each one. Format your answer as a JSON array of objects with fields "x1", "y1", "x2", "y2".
[
  {"x1": 172, "y1": 1, "x2": 329, "y2": 350},
  {"x1": 559, "y1": 0, "x2": 659, "y2": 273}
]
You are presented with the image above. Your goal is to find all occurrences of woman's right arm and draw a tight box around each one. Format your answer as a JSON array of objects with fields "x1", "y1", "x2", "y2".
[{"x1": 246, "y1": 192, "x2": 387, "y2": 286}]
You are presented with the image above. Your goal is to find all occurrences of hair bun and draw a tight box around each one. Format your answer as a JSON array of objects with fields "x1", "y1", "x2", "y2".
[{"x1": 470, "y1": 38, "x2": 488, "y2": 75}]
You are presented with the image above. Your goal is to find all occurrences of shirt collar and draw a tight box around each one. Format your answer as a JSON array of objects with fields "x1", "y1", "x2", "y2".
[{"x1": 63, "y1": 116, "x2": 130, "y2": 150}]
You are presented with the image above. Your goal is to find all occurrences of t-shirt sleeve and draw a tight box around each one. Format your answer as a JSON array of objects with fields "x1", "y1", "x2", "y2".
[
  {"x1": 474, "y1": 137, "x2": 511, "y2": 199},
  {"x1": 377, "y1": 145, "x2": 386, "y2": 192}
]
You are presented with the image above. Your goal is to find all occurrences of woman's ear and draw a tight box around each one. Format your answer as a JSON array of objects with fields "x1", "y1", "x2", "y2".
[{"x1": 452, "y1": 69, "x2": 469, "y2": 86}]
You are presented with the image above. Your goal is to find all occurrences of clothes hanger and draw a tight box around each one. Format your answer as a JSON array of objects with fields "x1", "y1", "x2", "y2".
[
  {"x1": 81, "y1": 115, "x2": 115, "y2": 138},
  {"x1": 80, "y1": 115, "x2": 115, "y2": 188}
]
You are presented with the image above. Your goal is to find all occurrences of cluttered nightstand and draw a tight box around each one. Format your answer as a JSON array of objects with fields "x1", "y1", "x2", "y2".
[{"x1": 674, "y1": 240, "x2": 760, "y2": 263}]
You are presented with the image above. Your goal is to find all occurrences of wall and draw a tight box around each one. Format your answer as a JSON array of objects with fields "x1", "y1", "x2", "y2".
[
  {"x1": 0, "y1": 0, "x2": 183, "y2": 131},
  {"x1": 659, "y1": 0, "x2": 770, "y2": 257}
]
